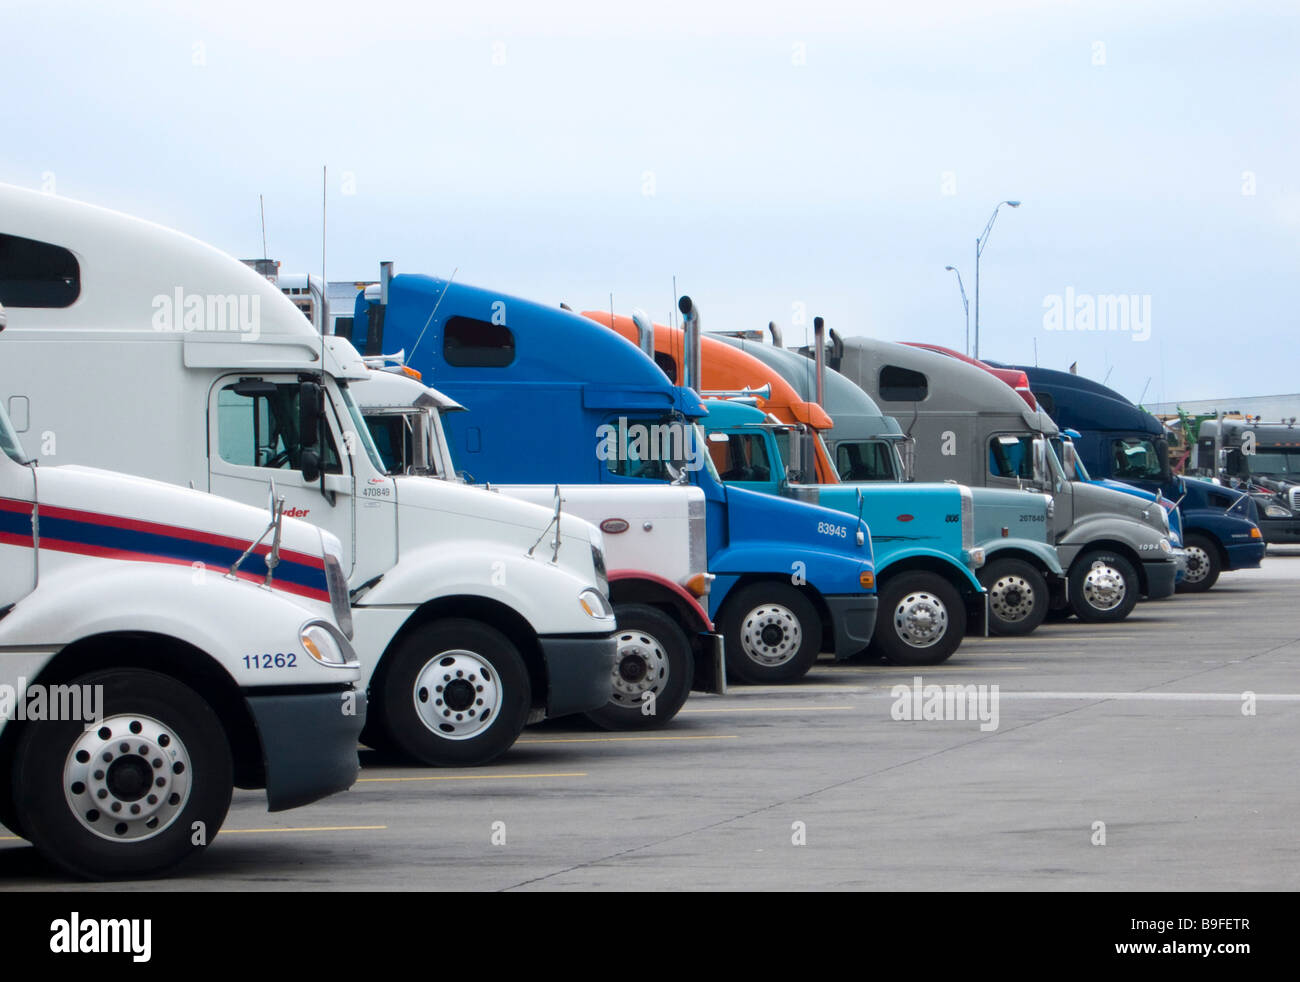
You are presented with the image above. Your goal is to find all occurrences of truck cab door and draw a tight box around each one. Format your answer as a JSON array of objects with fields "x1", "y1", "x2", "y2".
[
  {"x1": 0, "y1": 450, "x2": 37, "y2": 609},
  {"x1": 206, "y1": 375, "x2": 360, "y2": 574}
]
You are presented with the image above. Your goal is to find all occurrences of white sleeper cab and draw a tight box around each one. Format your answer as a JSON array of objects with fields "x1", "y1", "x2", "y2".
[{"x1": 0, "y1": 183, "x2": 617, "y2": 768}]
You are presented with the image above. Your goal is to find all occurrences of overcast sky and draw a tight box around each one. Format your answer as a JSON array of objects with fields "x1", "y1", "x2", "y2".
[{"x1": 5, "y1": 0, "x2": 1297, "y2": 406}]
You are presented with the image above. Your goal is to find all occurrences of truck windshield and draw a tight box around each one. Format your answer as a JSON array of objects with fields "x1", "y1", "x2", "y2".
[
  {"x1": 0, "y1": 403, "x2": 29, "y2": 464},
  {"x1": 336, "y1": 383, "x2": 391, "y2": 475},
  {"x1": 835, "y1": 440, "x2": 897, "y2": 481},
  {"x1": 1111, "y1": 437, "x2": 1169, "y2": 481},
  {"x1": 602, "y1": 416, "x2": 716, "y2": 483},
  {"x1": 709, "y1": 429, "x2": 773, "y2": 482},
  {"x1": 1246, "y1": 449, "x2": 1300, "y2": 478}
]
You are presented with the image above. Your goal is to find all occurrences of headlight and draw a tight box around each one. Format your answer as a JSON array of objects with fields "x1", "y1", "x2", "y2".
[
  {"x1": 1159, "y1": 538, "x2": 1173, "y2": 554},
  {"x1": 1264, "y1": 504, "x2": 1292, "y2": 519},
  {"x1": 966, "y1": 547, "x2": 986, "y2": 568},
  {"x1": 323, "y1": 553, "x2": 354, "y2": 640},
  {"x1": 590, "y1": 541, "x2": 609, "y2": 595},
  {"x1": 1044, "y1": 493, "x2": 1054, "y2": 519},
  {"x1": 300, "y1": 621, "x2": 356, "y2": 667},
  {"x1": 578, "y1": 588, "x2": 613, "y2": 620}
]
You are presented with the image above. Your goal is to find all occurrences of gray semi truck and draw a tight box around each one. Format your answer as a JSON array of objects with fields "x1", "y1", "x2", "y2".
[{"x1": 815, "y1": 337, "x2": 1178, "y2": 622}]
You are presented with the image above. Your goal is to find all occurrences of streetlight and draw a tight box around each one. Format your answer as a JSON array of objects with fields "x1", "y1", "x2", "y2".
[
  {"x1": 944, "y1": 265, "x2": 970, "y2": 355},
  {"x1": 973, "y1": 199, "x2": 1020, "y2": 360}
]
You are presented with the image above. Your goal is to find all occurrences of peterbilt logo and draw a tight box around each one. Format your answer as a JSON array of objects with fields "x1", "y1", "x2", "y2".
[
  {"x1": 600, "y1": 518, "x2": 630, "y2": 534},
  {"x1": 897, "y1": 514, "x2": 914, "y2": 523}
]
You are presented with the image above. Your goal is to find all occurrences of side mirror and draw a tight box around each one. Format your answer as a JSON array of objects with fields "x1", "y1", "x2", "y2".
[
  {"x1": 300, "y1": 448, "x2": 321, "y2": 483},
  {"x1": 299, "y1": 380, "x2": 324, "y2": 446},
  {"x1": 899, "y1": 438, "x2": 916, "y2": 483}
]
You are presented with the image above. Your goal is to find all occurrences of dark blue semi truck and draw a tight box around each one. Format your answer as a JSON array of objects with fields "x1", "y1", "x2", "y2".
[{"x1": 1004, "y1": 364, "x2": 1265, "y2": 592}]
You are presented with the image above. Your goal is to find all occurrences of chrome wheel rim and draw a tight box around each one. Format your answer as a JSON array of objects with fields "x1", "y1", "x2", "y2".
[
  {"x1": 892, "y1": 591, "x2": 949, "y2": 648},
  {"x1": 413, "y1": 650, "x2": 501, "y2": 740},
  {"x1": 1183, "y1": 546, "x2": 1211, "y2": 584},
  {"x1": 64, "y1": 714, "x2": 192, "y2": 842},
  {"x1": 609, "y1": 630, "x2": 669, "y2": 707},
  {"x1": 1082, "y1": 561, "x2": 1126, "y2": 611},
  {"x1": 989, "y1": 574, "x2": 1036, "y2": 624},
  {"x1": 739, "y1": 604, "x2": 803, "y2": 667}
]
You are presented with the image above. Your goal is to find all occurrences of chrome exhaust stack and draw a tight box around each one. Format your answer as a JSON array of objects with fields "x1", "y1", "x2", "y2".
[
  {"x1": 631, "y1": 308, "x2": 656, "y2": 359},
  {"x1": 679, "y1": 296, "x2": 702, "y2": 393}
]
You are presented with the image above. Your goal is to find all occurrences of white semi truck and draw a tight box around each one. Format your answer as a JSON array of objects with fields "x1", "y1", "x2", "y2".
[
  {"x1": 0, "y1": 303, "x2": 362, "y2": 878},
  {"x1": 0, "y1": 183, "x2": 617, "y2": 768},
  {"x1": 355, "y1": 366, "x2": 725, "y2": 729}
]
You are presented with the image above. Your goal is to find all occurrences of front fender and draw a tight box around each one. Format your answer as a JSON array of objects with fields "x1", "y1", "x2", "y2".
[
  {"x1": 874, "y1": 547, "x2": 984, "y2": 592},
  {"x1": 1058, "y1": 515, "x2": 1166, "y2": 553},
  {"x1": 981, "y1": 538, "x2": 1065, "y2": 576},
  {"x1": 0, "y1": 563, "x2": 357, "y2": 689},
  {"x1": 355, "y1": 543, "x2": 614, "y2": 637},
  {"x1": 707, "y1": 542, "x2": 874, "y2": 606}
]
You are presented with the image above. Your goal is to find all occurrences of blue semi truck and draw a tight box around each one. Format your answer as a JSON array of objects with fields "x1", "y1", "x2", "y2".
[
  {"x1": 1006, "y1": 364, "x2": 1264, "y2": 592},
  {"x1": 346, "y1": 271, "x2": 881, "y2": 681}
]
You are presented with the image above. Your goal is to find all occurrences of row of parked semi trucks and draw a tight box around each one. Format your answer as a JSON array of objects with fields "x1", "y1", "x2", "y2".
[{"x1": 0, "y1": 184, "x2": 1269, "y2": 879}]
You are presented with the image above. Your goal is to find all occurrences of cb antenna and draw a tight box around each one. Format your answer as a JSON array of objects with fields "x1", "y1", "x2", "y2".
[{"x1": 259, "y1": 194, "x2": 268, "y2": 259}]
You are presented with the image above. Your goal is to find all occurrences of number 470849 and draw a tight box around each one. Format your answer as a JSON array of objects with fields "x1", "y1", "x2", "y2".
[{"x1": 243, "y1": 653, "x2": 298, "y2": 669}]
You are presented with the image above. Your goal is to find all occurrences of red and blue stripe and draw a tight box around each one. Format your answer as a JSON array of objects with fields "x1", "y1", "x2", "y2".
[{"x1": 0, "y1": 498, "x2": 329, "y2": 602}]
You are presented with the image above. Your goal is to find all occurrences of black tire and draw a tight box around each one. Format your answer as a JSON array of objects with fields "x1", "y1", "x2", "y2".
[
  {"x1": 873, "y1": 572, "x2": 966, "y2": 666},
  {"x1": 717, "y1": 582, "x2": 822, "y2": 684},
  {"x1": 11, "y1": 669, "x2": 232, "y2": 880},
  {"x1": 1176, "y1": 532, "x2": 1222, "y2": 593},
  {"x1": 380, "y1": 618, "x2": 530, "y2": 767},
  {"x1": 1068, "y1": 550, "x2": 1139, "y2": 622},
  {"x1": 585, "y1": 604, "x2": 692, "y2": 730},
  {"x1": 979, "y1": 558, "x2": 1049, "y2": 637}
]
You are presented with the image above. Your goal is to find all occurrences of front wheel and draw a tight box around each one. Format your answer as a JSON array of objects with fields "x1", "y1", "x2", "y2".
[
  {"x1": 979, "y1": 558, "x2": 1049, "y2": 636},
  {"x1": 1176, "y1": 533, "x2": 1221, "y2": 593},
  {"x1": 718, "y1": 582, "x2": 822, "y2": 684},
  {"x1": 380, "y1": 619, "x2": 531, "y2": 767},
  {"x1": 12, "y1": 669, "x2": 233, "y2": 880},
  {"x1": 873, "y1": 572, "x2": 966, "y2": 666},
  {"x1": 585, "y1": 604, "x2": 692, "y2": 730},
  {"x1": 1068, "y1": 550, "x2": 1139, "y2": 622}
]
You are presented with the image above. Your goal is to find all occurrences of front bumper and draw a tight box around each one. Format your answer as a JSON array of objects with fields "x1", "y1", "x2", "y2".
[
  {"x1": 1225, "y1": 538, "x2": 1268, "y2": 568},
  {"x1": 1142, "y1": 559, "x2": 1178, "y2": 601},
  {"x1": 1258, "y1": 518, "x2": 1300, "y2": 545},
  {"x1": 1171, "y1": 546, "x2": 1188, "y2": 583},
  {"x1": 245, "y1": 684, "x2": 365, "y2": 812},
  {"x1": 824, "y1": 594, "x2": 880, "y2": 661},
  {"x1": 538, "y1": 632, "x2": 619, "y2": 718}
]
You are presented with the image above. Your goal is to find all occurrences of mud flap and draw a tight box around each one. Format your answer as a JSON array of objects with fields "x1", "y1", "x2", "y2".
[{"x1": 691, "y1": 631, "x2": 727, "y2": 694}]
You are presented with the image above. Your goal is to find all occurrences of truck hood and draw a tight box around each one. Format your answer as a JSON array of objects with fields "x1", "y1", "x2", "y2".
[
  {"x1": 1071, "y1": 479, "x2": 1170, "y2": 537},
  {"x1": 31, "y1": 465, "x2": 334, "y2": 603},
  {"x1": 723, "y1": 483, "x2": 873, "y2": 562},
  {"x1": 391, "y1": 472, "x2": 601, "y2": 565}
]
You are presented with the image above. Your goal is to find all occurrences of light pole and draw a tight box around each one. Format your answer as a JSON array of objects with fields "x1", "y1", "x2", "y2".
[
  {"x1": 944, "y1": 265, "x2": 970, "y2": 355},
  {"x1": 973, "y1": 199, "x2": 1020, "y2": 360}
]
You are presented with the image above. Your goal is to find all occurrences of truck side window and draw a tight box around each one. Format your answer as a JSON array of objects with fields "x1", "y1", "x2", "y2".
[
  {"x1": 837, "y1": 441, "x2": 893, "y2": 481},
  {"x1": 444, "y1": 316, "x2": 515, "y2": 367},
  {"x1": 989, "y1": 435, "x2": 1033, "y2": 479},
  {"x1": 879, "y1": 365, "x2": 927, "y2": 402},
  {"x1": 218, "y1": 382, "x2": 342, "y2": 473},
  {"x1": 712, "y1": 433, "x2": 771, "y2": 482},
  {"x1": 0, "y1": 232, "x2": 80, "y2": 308}
]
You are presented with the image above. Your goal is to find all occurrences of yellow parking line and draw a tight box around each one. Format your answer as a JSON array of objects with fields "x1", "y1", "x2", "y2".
[
  {"x1": 0, "y1": 836, "x2": 18, "y2": 842},
  {"x1": 516, "y1": 734, "x2": 739, "y2": 745},
  {"x1": 358, "y1": 771, "x2": 589, "y2": 783},
  {"x1": 680, "y1": 705, "x2": 855, "y2": 713},
  {"x1": 222, "y1": 825, "x2": 388, "y2": 834}
]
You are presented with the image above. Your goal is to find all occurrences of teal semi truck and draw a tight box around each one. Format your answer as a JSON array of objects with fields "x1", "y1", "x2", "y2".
[{"x1": 713, "y1": 329, "x2": 1063, "y2": 635}]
